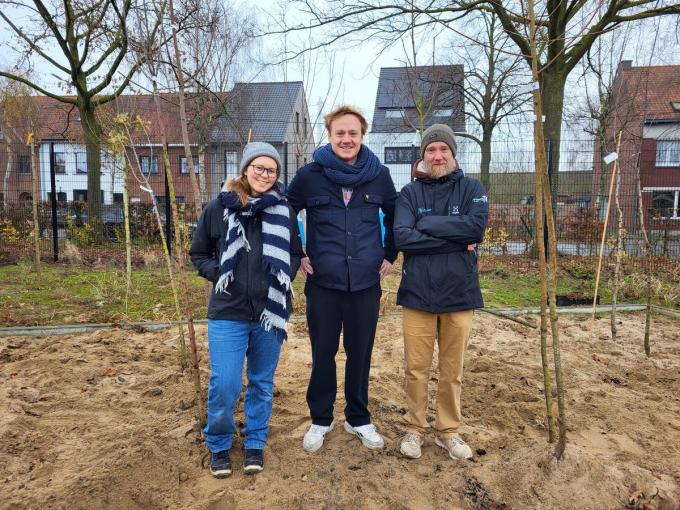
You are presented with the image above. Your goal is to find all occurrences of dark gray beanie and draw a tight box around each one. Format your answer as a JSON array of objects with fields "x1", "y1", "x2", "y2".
[
  {"x1": 420, "y1": 124, "x2": 457, "y2": 158},
  {"x1": 239, "y1": 142, "x2": 282, "y2": 174}
]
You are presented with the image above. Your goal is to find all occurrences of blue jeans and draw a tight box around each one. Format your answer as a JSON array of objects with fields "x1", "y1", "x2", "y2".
[{"x1": 205, "y1": 319, "x2": 282, "y2": 452}]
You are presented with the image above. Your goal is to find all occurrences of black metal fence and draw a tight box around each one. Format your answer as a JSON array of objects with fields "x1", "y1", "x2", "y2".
[{"x1": 1, "y1": 139, "x2": 678, "y2": 267}]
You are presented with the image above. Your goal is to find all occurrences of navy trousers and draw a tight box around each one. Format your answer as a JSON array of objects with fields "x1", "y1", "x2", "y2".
[{"x1": 304, "y1": 281, "x2": 381, "y2": 427}]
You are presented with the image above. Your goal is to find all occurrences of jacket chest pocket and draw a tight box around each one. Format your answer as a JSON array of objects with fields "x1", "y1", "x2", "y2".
[
  {"x1": 361, "y1": 193, "x2": 383, "y2": 223},
  {"x1": 306, "y1": 195, "x2": 334, "y2": 225}
]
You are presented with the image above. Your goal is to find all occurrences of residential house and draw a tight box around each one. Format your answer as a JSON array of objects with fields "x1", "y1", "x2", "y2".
[
  {"x1": 0, "y1": 97, "x2": 39, "y2": 205},
  {"x1": 209, "y1": 81, "x2": 315, "y2": 196},
  {"x1": 368, "y1": 65, "x2": 465, "y2": 189},
  {"x1": 0, "y1": 81, "x2": 314, "y2": 211},
  {"x1": 592, "y1": 61, "x2": 680, "y2": 230}
]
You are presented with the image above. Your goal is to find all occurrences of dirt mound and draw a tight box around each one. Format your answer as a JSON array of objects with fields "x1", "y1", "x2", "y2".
[{"x1": 1, "y1": 313, "x2": 679, "y2": 509}]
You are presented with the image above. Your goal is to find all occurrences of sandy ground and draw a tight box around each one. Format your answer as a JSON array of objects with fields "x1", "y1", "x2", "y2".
[{"x1": 1, "y1": 311, "x2": 679, "y2": 510}]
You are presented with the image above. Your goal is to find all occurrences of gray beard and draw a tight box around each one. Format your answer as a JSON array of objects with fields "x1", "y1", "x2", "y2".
[{"x1": 423, "y1": 160, "x2": 456, "y2": 179}]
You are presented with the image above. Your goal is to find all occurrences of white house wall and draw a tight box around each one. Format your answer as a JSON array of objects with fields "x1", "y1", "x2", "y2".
[
  {"x1": 39, "y1": 142, "x2": 125, "y2": 204},
  {"x1": 366, "y1": 132, "x2": 420, "y2": 190}
]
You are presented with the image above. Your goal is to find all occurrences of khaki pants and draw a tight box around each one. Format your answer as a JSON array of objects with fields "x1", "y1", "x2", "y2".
[{"x1": 402, "y1": 307, "x2": 473, "y2": 438}]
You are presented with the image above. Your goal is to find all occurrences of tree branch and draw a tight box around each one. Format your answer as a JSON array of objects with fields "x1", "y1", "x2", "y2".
[{"x1": 0, "y1": 71, "x2": 78, "y2": 103}]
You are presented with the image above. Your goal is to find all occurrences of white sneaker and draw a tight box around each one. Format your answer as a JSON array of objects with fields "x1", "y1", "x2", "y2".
[
  {"x1": 303, "y1": 422, "x2": 334, "y2": 453},
  {"x1": 343, "y1": 421, "x2": 385, "y2": 449},
  {"x1": 399, "y1": 433, "x2": 424, "y2": 459},
  {"x1": 435, "y1": 436, "x2": 473, "y2": 460}
]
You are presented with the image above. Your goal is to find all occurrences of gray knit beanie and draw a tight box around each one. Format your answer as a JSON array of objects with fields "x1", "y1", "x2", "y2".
[
  {"x1": 239, "y1": 142, "x2": 282, "y2": 175},
  {"x1": 420, "y1": 124, "x2": 457, "y2": 158}
]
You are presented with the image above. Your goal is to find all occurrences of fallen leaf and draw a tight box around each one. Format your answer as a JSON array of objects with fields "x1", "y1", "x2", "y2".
[
  {"x1": 96, "y1": 367, "x2": 118, "y2": 377},
  {"x1": 629, "y1": 490, "x2": 644, "y2": 504}
]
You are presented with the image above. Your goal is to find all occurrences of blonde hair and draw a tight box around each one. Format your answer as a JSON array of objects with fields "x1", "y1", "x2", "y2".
[
  {"x1": 227, "y1": 174, "x2": 253, "y2": 207},
  {"x1": 324, "y1": 105, "x2": 368, "y2": 135}
]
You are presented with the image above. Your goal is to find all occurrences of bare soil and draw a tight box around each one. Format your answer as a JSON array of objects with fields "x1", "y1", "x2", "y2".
[{"x1": 1, "y1": 312, "x2": 679, "y2": 510}]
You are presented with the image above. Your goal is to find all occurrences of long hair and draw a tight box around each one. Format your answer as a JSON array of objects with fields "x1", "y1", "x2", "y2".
[{"x1": 227, "y1": 174, "x2": 252, "y2": 207}]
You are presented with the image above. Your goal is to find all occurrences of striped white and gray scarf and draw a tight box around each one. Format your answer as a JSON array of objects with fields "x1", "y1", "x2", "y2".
[{"x1": 216, "y1": 187, "x2": 292, "y2": 339}]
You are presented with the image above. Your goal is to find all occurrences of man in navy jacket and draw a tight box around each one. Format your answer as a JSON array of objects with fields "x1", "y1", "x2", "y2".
[
  {"x1": 394, "y1": 124, "x2": 488, "y2": 461},
  {"x1": 287, "y1": 105, "x2": 397, "y2": 452}
]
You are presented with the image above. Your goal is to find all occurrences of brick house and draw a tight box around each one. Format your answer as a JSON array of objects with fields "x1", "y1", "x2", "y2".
[
  {"x1": 1, "y1": 82, "x2": 314, "y2": 210},
  {"x1": 592, "y1": 61, "x2": 680, "y2": 230}
]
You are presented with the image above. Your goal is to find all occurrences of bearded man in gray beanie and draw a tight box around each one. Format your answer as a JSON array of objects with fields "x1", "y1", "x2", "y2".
[{"x1": 393, "y1": 123, "x2": 488, "y2": 461}]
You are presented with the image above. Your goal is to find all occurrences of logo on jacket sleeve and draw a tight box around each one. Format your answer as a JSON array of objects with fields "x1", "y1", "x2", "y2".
[
  {"x1": 472, "y1": 195, "x2": 488, "y2": 203},
  {"x1": 449, "y1": 205, "x2": 459, "y2": 215}
]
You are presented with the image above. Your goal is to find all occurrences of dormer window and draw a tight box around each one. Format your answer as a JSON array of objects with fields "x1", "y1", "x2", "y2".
[
  {"x1": 671, "y1": 101, "x2": 680, "y2": 112},
  {"x1": 385, "y1": 109, "x2": 403, "y2": 118}
]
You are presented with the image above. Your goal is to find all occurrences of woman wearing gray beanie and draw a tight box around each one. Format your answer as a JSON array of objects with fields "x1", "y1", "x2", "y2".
[{"x1": 190, "y1": 142, "x2": 304, "y2": 477}]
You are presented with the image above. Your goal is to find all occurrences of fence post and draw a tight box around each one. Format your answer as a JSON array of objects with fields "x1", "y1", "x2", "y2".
[
  {"x1": 544, "y1": 138, "x2": 555, "y2": 256},
  {"x1": 411, "y1": 144, "x2": 416, "y2": 182},
  {"x1": 164, "y1": 165, "x2": 172, "y2": 256},
  {"x1": 49, "y1": 142, "x2": 59, "y2": 261},
  {"x1": 283, "y1": 141, "x2": 289, "y2": 187}
]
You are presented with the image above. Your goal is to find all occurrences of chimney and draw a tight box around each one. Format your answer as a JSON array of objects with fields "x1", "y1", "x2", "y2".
[{"x1": 618, "y1": 60, "x2": 633, "y2": 72}]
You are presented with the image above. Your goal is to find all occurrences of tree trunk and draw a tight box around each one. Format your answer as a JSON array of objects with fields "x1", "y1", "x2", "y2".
[
  {"x1": 81, "y1": 103, "x2": 103, "y2": 237},
  {"x1": 611, "y1": 166, "x2": 623, "y2": 342},
  {"x1": 541, "y1": 68, "x2": 566, "y2": 195},
  {"x1": 3, "y1": 144, "x2": 12, "y2": 205},
  {"x1": 123, "y1": 160, "x2": 132, "y2": 307},
  {"x1": 479, "y1": 127, "x2": 492, "y2": 192},
  {"x1": 30, "y1": 138, "x2": 41, "y2": 274},
  {"x1": 164, "y1": 144, "x2": 206, "y2": 429},
  {"x1": 169, "y1": 0, "x2": 204, "y2": 218},
  {"x1": 529, "y1": 0, "x2": 566, "y2": 457}
]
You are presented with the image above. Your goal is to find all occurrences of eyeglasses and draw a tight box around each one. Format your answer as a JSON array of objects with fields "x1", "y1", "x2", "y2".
[{"x1": 249, "y1": 164, "x2": 278, "y2": 178}]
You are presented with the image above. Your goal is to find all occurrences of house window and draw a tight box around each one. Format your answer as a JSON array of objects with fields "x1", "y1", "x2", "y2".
[
  {"x1": 48, "y1": 192, "x2": 67, "y2": 202},
  {"x1": 54, "y1": 152, "x2": 66, "y2": 174},
  {"x1": 433, "y1": 108, "x2": 453, "y2": 117},
  {"x1": 140, "y1": 155, "x2": 159, "y2": 174},
  {"x1": 180, "y1": 155, "x2": 199, "y2": 174},
  {"x1": 175, "y1": 195, "x2": 186, "y2": 204},
  {"x1": 224, "y1": 151, "x2": 237, "y2": 180},
  {"x1": 656, "y1": 140, "x2": 680, "y2": 167},
  {"x1": 385, "y1": 109, "x2": 403, "y2": 118},
  {"x1": 651, "y1": 190, "x2": 679, "y2": 219},
  {"x1": 296, "y1": 112, "x2": 300, "y2": 134},
  {"x1": 385, "y1": 147, "x2": 417, "y2": 164},
  {"x1": 17, "y1": 155, "x2": 31, "y2": 174},
  {"x1": 19, "y1": 192, "x2": 32, "y2": 202},
  {"x1": 73, "y1": 189, "x2": 88, "y2": 202},
  {"x1": 76, "y1": 152, "x2": 87, "y2": 174},
  {"x1": 113, "y1": 193, "x2": 124, "y2": 204},
  {"x1": 304, "y1": 117, "x2": 308, "y2": 137}
]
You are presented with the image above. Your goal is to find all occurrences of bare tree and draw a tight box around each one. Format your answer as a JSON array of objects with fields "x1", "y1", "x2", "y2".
[
  {"x1": 271, "y1": 0, "x2": 680, "y2": 188},
  {"x1": 451, "y1": 11, "x2": 529, "y2": 191},
  {"x1": 0, "y1": 0, "x2": 164, "y2": 233}
]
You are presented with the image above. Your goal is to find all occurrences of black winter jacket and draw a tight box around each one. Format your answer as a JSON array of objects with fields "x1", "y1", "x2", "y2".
[
  {"x1": 189, "y1": 197, "x2": 303, "y2": 322},
  {"x1": 394, "y1": 170, "x2": 488, "y2": 313},
  {"x1": 287, "y1": 161, "x2": 398, "y2": 292}
]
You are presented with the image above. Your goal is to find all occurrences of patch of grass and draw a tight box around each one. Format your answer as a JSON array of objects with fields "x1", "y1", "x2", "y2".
[
  {"x1": 0, "y1": 261, "x2": 208, "y2": 326},
  {"x1": 1, "y1": 256, "x2": 676, "y2": 327}
]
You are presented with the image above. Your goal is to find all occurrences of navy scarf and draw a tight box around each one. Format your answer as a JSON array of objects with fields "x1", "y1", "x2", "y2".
[
  {"x1": 313, "y1": 143, "x2": 382, "y2": 187},
  {"x1": 216, "y1": 188, "x2": 292, "y2": 340}
]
